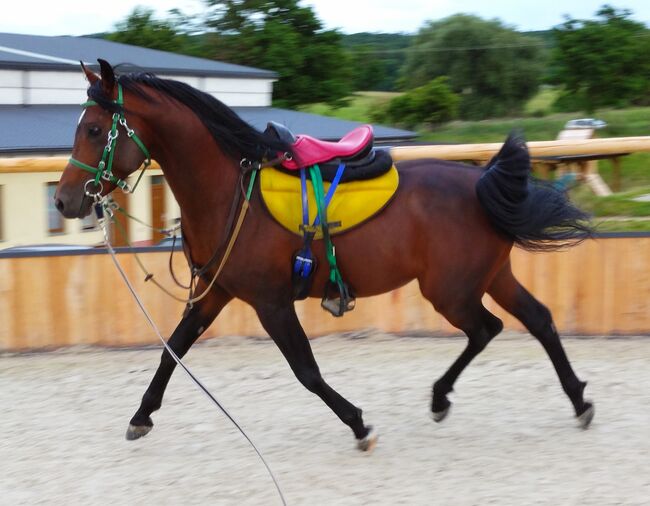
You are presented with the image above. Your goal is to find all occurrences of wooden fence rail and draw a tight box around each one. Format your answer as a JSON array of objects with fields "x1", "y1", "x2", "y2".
[
  {"x1": 3, "y1": 136, "x2": 650, "y2": 173},
  {"x1": 1, "y1": 236, "x2": 649, "y2": 350}
]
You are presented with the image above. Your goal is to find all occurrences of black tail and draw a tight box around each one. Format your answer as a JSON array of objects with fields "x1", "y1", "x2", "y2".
[{"x1": 475, "y1": 132, "x2": 593, "y2": 251}]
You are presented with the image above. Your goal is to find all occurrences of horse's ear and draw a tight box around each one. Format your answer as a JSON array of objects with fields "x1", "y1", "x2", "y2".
[
  {"x1": 80, "y1": 61, "x2": 99, "y2": 85},
  {"x1": 97, "y1": 58, "x2": 116, "y2": 96}
]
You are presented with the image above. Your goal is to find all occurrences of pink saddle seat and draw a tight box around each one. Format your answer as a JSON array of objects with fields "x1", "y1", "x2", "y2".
[{"x1": 282, "y1": 125, "x2": 374, "y2": 170}]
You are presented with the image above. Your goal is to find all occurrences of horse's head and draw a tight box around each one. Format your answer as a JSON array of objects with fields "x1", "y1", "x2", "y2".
[{"x1": 55, "y1": 59, "x2": 152, "y2": 218}]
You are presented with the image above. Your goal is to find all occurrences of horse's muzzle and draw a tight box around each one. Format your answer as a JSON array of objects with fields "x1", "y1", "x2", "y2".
[{"x1": 54, "y1": 192, "x2": 93, "y2": 219}]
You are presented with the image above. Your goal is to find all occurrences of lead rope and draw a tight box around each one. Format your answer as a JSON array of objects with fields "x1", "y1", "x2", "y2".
[
  {"x1": 106, "y1": 170, "x2": 258, "y2": 306},
  {"x1": 93, "y1": 197, "x2": 287, "y2": 506}
]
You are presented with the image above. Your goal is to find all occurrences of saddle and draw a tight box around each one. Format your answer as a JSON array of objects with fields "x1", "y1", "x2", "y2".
[
  {"x1": 261, "y1": 122, "x2": 398, "y2": 317},
  {"x1": 265, "y1": 122, "x2": 392, "y2": 181}
]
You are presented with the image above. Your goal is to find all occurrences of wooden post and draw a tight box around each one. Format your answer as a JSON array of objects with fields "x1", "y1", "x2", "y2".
[{"x1": 611, "y1": 156, "x2": 622, "y2": 193}]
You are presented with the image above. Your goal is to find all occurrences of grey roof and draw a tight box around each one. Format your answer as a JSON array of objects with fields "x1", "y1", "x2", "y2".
[
  {"x1": 0, "y1": 105, "x2": 415, "y2": 154},
  {"x1": 0, "y1": 32, "x2": 276, "y2": 78}
]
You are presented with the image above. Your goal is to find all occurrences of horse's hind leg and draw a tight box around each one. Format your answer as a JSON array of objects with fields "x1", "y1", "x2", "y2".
[
  {"x1": 126, "y1": 286, "x2": 232, "y2": 440},
  {"x1": 430, "y1": 300, "x2": 503, "y2": 422},
  {"x1": 488, "y1": 263, "x2": 594, "y2": 428},
  {"x1": 255, "y1": 302, "x2": 376, "y2": 451}
]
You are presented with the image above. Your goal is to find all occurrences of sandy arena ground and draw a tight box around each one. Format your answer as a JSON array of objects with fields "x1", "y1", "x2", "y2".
[{"x1": 1, "y1": 332, "x2": 648, "y2": 505}]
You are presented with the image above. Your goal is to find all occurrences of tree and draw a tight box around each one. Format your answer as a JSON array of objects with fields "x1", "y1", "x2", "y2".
[
  {"x1": 550, "y1": 5, "x2": 650, "y2": 112},
  {"x1": 205, "y1": 0, "x2": 352, "y2": 106},
  {"x1": 401, "y1": 14, "x2": 544, "y2": 119},
  {"x1": 343, "y1": 33, "x2": 414, "y2": 91},
  {"x1": 348, "y1": 44, "x2": 388, "y2": 91},
  {"x1": 106, "y1": 7, "x2": 203, "y2": 56},
  {"x1": 374, "y1": 77, "x2": 459, "y2": 128}
]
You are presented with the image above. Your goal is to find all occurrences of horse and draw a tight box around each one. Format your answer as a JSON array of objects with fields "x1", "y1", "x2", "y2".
[{"x1": 55, "y1": 59, "x2": 594, "y2": 451}]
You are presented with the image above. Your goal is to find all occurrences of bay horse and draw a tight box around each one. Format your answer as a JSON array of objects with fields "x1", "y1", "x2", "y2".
[{"x1": 55, "y1": 60, "x2": 594, "y2": 451}]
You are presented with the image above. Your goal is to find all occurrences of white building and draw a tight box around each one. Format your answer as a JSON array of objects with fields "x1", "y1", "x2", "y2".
[{"x1": 0, "y1": 32, "x2": 414, "y2": 248}]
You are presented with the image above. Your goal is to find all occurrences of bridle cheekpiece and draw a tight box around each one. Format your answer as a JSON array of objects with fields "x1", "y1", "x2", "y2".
[{"x1": 69, "y1": 83, "x2": 151, "y2": 197}]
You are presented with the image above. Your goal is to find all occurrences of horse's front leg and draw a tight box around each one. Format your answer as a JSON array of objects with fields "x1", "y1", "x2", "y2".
[
  {"x1": 126, "y1": 286, "x2": 232, "y2": 440},
  {"x1": 255, "y1": 302, "x2": 377, "y2": 451}
]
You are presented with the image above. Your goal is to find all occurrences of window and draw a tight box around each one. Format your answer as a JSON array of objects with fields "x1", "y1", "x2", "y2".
[
  {"x1": 46, "y1": 182, "x2": 64, "y2": 235},
  {"x1": 81, "y1": 213, "x2": 97, "y2": 231}
]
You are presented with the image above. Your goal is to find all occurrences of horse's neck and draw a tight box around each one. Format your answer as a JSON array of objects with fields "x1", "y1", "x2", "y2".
[{"x1": 145, "y1": 102, "x2": 240, "y2": 260}]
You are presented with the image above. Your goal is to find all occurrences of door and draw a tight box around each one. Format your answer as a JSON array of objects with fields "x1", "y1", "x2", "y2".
[
  {"x1": 110, "y1": 190, "x2": 130, "y2": 247},
  {"x1": 150, "y1": 175, "x2": 166, "y2": 244}
]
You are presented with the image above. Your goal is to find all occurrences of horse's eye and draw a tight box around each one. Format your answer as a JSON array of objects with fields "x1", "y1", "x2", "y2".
[{"x1": 88, "y1": 126, "x2": 101, "y2": 137}]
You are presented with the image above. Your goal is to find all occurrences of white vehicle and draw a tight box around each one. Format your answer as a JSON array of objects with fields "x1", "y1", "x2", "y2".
[{"x1": 564, "y1": 118, "x2": 607, "y2": 129}]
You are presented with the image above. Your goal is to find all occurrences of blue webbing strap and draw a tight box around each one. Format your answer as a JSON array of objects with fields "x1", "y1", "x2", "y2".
[
  {"x1": 300, "y1": 168, "x2": 309, "y2": 228},
  {"x1": 294, "y1": 163, "x2": 346, "y2": 279},
  {"x1": 313, "y1": 163, "x2": 346, "y2": 227},
  {"x1": 295, "y1": 167, "x2": 314, "y2": 278}
]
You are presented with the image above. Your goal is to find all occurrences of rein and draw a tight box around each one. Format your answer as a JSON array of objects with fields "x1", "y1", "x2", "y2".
[
  {"x1": 76, "y1": 85, "x2": 287, "y2": 505},
  {"x1": 93, "y1": 198, "x2": 286, "y2": 506},
  {"x1": 69, "y1": 82, "x2": 255, "y2": 306}
]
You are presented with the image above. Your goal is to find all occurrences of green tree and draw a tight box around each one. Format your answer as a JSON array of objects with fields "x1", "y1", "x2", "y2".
[
  {"x1": 348, "y1": 45, "x2": 388, "y2": 91},
  {"x1": 106, "y1": 7, "x2": 203, "y2": 56},
  {"x1": 375, "y1": 76, "x2": 459, "y2": 128},
  {"x1": 343, "y1": 33, "x2": 414, "y2": 91},
  {"x1": 205, "y1": 0, "x2": 352, "y2": 106},
  {"x1": 401, "y1": 14, "x2": 544, "y2": 119},
  {"x1": 550, "y1": 5, "x2": 650, "y2": 112}
]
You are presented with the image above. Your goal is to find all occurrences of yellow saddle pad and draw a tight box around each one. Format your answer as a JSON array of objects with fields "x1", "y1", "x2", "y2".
[{"x1": 260, "y1": 166, "x2": 399, "y2": 239}]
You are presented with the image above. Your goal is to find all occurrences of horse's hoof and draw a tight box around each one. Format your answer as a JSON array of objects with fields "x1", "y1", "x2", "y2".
[
  {"x1": 432, "y1": 403, "x2": 451, "y2": 423},
  {"x1": 357, "y1": 427, "x2": 378, "y2": 452},
  {"x1": 126, "y1": 423, "x2": 153, "y2": 440},
  {"x1": 576, "y1": 401, "x2": 595, "y2": 429}
]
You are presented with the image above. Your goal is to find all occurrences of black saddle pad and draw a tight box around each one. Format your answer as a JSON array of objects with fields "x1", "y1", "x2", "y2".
[{"x1": 277, "y1": 148, "x2": 393, "y2": 183}]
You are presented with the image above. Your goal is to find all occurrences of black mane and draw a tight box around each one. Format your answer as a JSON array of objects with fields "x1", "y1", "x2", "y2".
[{"x1": 87, "y1": 72, "x2": 291, "y2": 161}]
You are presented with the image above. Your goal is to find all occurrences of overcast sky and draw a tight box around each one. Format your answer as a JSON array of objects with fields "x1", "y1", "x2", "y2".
[{"x1": 1, "y1": 0, "x2": 649, "y2": 36}]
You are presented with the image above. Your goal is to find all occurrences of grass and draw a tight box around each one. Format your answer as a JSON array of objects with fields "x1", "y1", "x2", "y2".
[
  {"x1": 570, "y1": 185, "x2": 650, "y2": 216},
  {"x1": 419, "y1": 108, "x2": 650, "y2": 144},
  {"x1": 592, "y1": 218, "x2": 650, "y2": 232},
  {"x1": 298, "y1": 89, "x2": 650, "y2": 231},
  {"x1": 298, "y1": 92, "x2": 399, "y2": 123},
  {"x1": 523, "y1": 86, "x2": 560, "y2": 116}
]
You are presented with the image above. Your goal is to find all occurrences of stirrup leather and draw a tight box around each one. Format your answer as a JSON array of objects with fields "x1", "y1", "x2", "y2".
[{"x1": 291, "y1": 163, "x2": 356, "y2": 316}]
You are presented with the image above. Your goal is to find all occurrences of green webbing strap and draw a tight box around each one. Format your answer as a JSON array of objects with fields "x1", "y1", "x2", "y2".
[
  {"x1": 246, "y1": 169, "x2": 258, "y2": 201},
  {"x1": 102, "y1": 113, "x2": 120, "y2": 183},
  {"x1": 308, "y1": 165, "x2": 344, "y2": 285}
]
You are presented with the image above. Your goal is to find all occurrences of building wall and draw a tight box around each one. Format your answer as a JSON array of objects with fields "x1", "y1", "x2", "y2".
[
  {"x1": 0, "y1": 167, "x2": 179, "y2": 248},
  {"x1": 0, "y1": 69, "x2": 274, "y2": 106}
]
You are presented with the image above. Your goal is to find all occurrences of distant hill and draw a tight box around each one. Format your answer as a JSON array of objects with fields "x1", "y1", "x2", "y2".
[
  {"x1": 342, "y1": 32, "x2": 414, "y2": 91},
  {"x1": 342, "y1": 32, "x2": 414, "y2": 49},
  {"x1": 524, "y1": 30, "x2": 555, "y2": 45}
]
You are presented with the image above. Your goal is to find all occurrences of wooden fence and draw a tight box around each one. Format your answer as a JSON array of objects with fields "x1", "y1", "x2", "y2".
[
  {"x1": 1, "y1": 236, "x2": 649, "y2": 351},
  {"x1": 3, "y1": 136, "x2": 650, "y2": 173}
]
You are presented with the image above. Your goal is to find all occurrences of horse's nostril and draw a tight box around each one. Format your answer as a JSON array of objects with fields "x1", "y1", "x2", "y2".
[{"x1": 55, "y1": 198, "x2": 65, "y2": 213}]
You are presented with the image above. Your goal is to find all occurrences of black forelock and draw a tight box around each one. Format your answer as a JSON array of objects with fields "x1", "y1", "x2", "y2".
[{"x1": 86, "y1": 71, "x2": 291, "y2": 161}]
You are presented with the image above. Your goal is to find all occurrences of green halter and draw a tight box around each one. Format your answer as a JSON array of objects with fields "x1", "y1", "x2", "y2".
[{"x1": 69, "y1": 83, "x2": 151, "y2": 196}]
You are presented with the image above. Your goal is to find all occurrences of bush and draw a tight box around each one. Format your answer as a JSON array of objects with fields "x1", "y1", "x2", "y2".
[{"x1": 375, "y1": 77, "x2": 459, "y2": 128}]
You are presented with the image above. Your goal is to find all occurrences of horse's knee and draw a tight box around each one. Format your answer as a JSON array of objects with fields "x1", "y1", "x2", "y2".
[
  {"x1": 469, "y1": 330, "x2": 492, "y2": 353},
  {"x1": 482, "y1": 309, "x2": 504, "y2": 338}
]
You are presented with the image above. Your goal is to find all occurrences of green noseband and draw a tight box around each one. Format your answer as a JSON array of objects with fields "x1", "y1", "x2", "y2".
[{"x1": 69, "y1": 83, "x2": 151, "y2": 196}]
